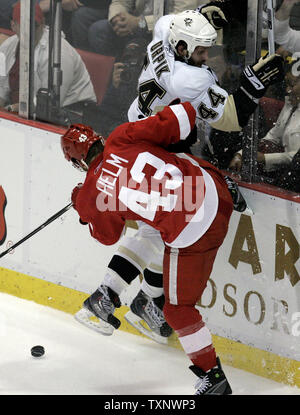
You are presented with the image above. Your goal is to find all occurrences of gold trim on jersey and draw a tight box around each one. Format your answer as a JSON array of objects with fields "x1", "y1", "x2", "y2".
[
  {"x1": 148, "y1": 262, "x2": 163, "y2": 273},
  {"x1": 117, "y1": 246, "x2": 148, "y2": 271},
  {"x1": 210, "y1": 94, "x2": 242, "y2": 132}
]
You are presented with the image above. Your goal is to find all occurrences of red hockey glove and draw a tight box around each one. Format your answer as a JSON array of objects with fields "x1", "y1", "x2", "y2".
[
  {"x1": 71, "y1": 183, "x2": 83, "y2": 209},
  {"x1": 71, "y1": 184, "x2": 88, "y2": 225}
]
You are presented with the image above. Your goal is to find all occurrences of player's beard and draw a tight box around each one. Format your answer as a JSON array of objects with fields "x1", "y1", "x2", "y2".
[{"x1": 187, "y1": 57, "x2": 205, "y2": 68}]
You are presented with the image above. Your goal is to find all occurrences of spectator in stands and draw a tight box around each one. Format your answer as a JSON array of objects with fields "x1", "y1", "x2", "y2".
[
  {"x1": 90, "y1": 0, "x2": 209, "y2": 136},
  {"x1": 38, "y1": 0, "x2": 81, "y2": 43},
  {"x1": 199, "y1": 103, "x2": 271, "y2": 170},
  {"x1": 198, "y1": 1, "x2": 297, "y2": 167},
  {"x1": 87, "y1": 0, "x2": 153, "y2": 57},
  {"x1": 73, "y1": 0, "x2": 206, "y2": 56},
  {"x1": 167, "y1": 0, "x2": 208, "y2": 14},
  {"x1": 229, "y1": 65, "x2": 300, "y2": 193},
  {"x1": 0, "y1": 0, "x2": 16, "y2": 31},
  {"x1": 70, "y1": 0, "x2": 112, "y2": 51},
  {"x1": 0, "y1": 2, "x2": 96, "y2": 126},
  {"x1": 274, "y1": 0, "x2": 300, "y2": 53},
  {"x1": 93, "y1": 37, "x2": 148, "y2": 136},
  {"x1": 289, "y1": 0, "x2": 300, "y2": 28},
  {"x1": 0, "y1": 0, "x2": 77, "y2": 41}
]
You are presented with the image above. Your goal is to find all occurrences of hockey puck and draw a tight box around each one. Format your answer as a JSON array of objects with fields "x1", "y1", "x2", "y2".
[{"x1": 31, "y1": 345, "x2": 45, "y2": 357}]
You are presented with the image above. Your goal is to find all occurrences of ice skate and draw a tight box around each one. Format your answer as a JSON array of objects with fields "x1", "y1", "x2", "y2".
[
  {"x1": 124, "y1": 291, "x2": 172, "y2": 345},
  {"x1": 74, "y1": 285, "x2": 121, "y2": 336},
  {"x1": 190, "y1": 357, "x2": 232, "y2": 395}
]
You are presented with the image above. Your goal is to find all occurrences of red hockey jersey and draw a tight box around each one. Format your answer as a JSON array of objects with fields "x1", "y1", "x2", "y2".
[{"x1": 74, "y1": 102, "x2": 220, "y2": 248}]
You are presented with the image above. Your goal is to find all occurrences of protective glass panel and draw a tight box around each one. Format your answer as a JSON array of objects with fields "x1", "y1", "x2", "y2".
[
  {"x1": 10, "y1": 0, "x2": 300, "y2": 197},
  {"x1": 33, "y1": 0, "x2": 157, "y2": 134},
  {"x1": 0, "y1": 0, "x2": 43, "y2": 117},
  {"x1": 193, "y1": 0, "x2": 248, "y2": 171},
  {"x1": 254, "y1": 0, "x2": 300, "y2": 195}
]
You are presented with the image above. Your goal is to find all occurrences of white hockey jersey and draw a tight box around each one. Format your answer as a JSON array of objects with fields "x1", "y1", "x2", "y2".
[{"x1": 128, "y1": 15, "x2": 241, "y2": 132}]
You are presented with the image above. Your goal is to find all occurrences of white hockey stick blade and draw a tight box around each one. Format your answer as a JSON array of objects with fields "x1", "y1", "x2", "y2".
[
  {"x1": 74, "y1": 308, "x2": 114, "y2": 336},
  {"x1": 124, "y1": 310, "x2": 169, "y2": 345}
]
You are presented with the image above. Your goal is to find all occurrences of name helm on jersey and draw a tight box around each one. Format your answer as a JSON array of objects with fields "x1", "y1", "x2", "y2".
[
  {"x1": 61, "y1": 124, "x2": 104, "y2": 171},
  {"x1": 169, "y1": 10, "x2": 217, "y2": 62}
]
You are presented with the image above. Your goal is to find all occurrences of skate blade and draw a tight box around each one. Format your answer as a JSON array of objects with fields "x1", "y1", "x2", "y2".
[
  {"x1": 124, "y1": 310, "x2": 168, "y2": 345},
  {"x1": 74, "y1": 308, "x2": 114, "y2": 336}
]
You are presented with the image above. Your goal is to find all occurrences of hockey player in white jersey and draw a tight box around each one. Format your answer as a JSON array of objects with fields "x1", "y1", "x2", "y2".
[
  {"x1": 123, "y1": 8, "x2": 284, "y2": 337},
  {"x1": 128, "y1": 11, "x2": 221, "y2": 121},
  {"x1": 73, "y1": 7, "x2": 284, "y2": 346},
  {"x1": 128, "y1": 8, "x2": 283, "y2": 128}
]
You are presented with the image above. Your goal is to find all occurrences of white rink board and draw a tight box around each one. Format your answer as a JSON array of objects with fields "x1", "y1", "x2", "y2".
[
  {"x1": 0, "y1": 118, "x2": 140, "y2": 300},
  {"x1": 198, "y1": 189, "x2": 300, "y2": 361},
  {"x1": 0, "y1": 117, "x2": 299, "y2": 362}
]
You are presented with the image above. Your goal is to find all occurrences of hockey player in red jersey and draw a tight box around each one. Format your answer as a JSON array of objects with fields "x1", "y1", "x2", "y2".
[
  {"x1": 69, "y1": 5, "x2": 285, "y2": 347},
  {"x1": 62, "y1": 102, "x2": 235, "y2": 394}
]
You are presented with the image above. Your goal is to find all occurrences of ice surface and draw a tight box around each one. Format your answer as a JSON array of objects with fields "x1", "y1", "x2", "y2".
[{"x1": 0, "y1": 292, "x2": 300, "y2": 396}]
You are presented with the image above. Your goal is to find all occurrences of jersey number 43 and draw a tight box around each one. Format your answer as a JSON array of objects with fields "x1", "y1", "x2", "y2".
[{"x1": 119, "y1": 152, "x2": 183, "y2": 221}]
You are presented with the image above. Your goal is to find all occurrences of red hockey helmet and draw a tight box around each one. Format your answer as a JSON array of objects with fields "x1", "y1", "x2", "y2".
[{"x1": 61, "y1": 124, "x2": 104, "y2": 170}]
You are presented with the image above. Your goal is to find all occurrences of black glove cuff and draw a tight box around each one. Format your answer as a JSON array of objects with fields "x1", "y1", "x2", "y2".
[
  {"x1": 233, "y1": 88, "x2": 258, "y2": 128},
  {"x1": 79, "y1": 218, "x2": 88, "y2": 225},
  {"x1": 240, "y1": 66, "x2": 266, "y2": 99}
]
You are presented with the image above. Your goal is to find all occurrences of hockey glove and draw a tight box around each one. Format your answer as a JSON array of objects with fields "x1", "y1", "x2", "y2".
[
  {"x1": 71, "y1": 183, "x2": 83, "y2": 209},
  {"x1": 197, "y1": 1, "x2": 229, "y2": 29},
  {"x1": 72, "y1": 184, "x2": 88, "y2": 225},
  {"x1": 79, "y1": 218, "x2": 88, "y2": 225},
  {"x1": 71, "y1": 183, "x2": 89, "y2": 225},
  {"x1": 240, "y1": 54, "x2": 285, "y2": 99},
  {"x1": 166, "y1": 125, "x2": 197, "y2": 154}
]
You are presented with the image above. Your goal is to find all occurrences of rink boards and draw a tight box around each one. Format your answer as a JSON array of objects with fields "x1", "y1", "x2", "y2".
[{"x1": 0, "y1": 115, "x2": 299, "y2": 388}]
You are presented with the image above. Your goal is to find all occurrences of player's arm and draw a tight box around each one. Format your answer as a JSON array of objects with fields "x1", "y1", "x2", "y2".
[
  {"x1": 126, "y1": 102, "x2": 196, "y2": 147},
  {"x1": 88, "y1": 212, "x2": 126, "y2": 246},
  {"x1": 205, "y1": 54, "x2": 285, "y2": 132},
  {"x1": 71, "y1": 184, "x2": 125, "y2": 246}
]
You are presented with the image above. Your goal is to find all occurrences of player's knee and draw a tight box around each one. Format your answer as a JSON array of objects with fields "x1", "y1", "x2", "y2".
[{"x1": 163, "y1": 302, "x2": 202, "y2": 332}]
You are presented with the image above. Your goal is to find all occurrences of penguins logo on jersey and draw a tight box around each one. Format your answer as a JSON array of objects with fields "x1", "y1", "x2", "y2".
[{"x1": 184, "y1": 18, "x2": 193, "y2": 27}]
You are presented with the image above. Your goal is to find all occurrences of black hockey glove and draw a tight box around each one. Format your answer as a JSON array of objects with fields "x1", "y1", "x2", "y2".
[
  {"x1": 240, "y1": 54, "x2": 285, "y2": 100},
  {"x1": 196, "y1": 1, "x2": 230, "y2": 29},
  {"x1": 166, "y1": 125, "x2": 197, "y2": 154},
  {"x1": 186, "y1": 125, "x2": 198, "y2": 146},
  {"x1": 224, "y1": 176, "x2": 247, "y2": 212},
  {"x1": 79, "y1": 218, "x2": 88, "y2": 225}
]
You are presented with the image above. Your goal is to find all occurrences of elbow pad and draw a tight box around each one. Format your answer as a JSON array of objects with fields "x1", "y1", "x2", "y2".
[{"x1": 232, "y1": 88, "x2": 258, "y2": 128}]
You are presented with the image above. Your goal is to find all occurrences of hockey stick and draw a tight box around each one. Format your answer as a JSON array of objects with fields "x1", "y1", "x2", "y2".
[
  {"x1": 0, "y1": 202, "x2": 73, "y2": 259},
  {"x1": 266, "y1": 0, "x2": 276, "y2": 55}
]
